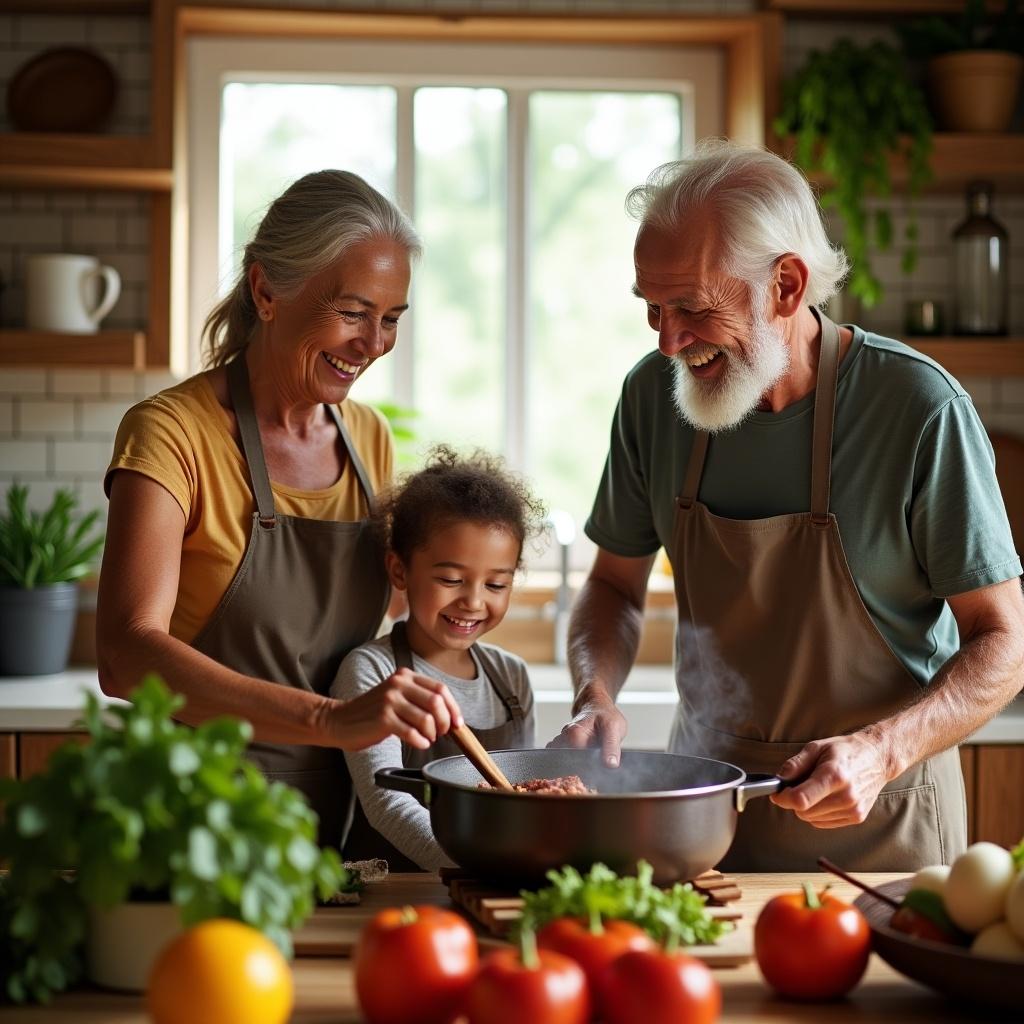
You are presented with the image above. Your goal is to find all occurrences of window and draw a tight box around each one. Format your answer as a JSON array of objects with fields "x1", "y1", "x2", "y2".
[{"x1": 189, "y1": 36, "x2": 723, "y2": 565}]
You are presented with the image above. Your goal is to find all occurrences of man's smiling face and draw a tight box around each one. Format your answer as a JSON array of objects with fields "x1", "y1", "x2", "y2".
[{"x1": 633, "y1": 216, "x2": 790, "y2": 433}]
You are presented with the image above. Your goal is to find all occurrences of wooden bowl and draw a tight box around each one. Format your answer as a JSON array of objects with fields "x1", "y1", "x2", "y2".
[{"x1": 854, "y1": 878, "x2": 1024, "y2": 1012}]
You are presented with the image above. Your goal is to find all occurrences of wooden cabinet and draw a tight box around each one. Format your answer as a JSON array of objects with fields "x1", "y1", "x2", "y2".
[{"x1": 961, "y1": 744, "x2": 1024, "y2": 848}]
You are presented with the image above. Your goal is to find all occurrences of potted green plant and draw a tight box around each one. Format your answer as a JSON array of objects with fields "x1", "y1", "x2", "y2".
[
  {"x1": 899, "y1": 0, "x2": 1024, "y2": 133},
  {"x1": 774, "y1": 38, "x2": 933, "y2": 309},
  {"x1": 0, "y1": 676, "x2": 351, "y2": 1003},
  {"x1": 0, "y1": 483, "x2": 104, "y2": 676}
]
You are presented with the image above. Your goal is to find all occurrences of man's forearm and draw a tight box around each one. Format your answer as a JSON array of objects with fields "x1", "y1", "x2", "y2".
[
  {"x1": 567, "y1": 576, "x2": 645, "y2": 712},
  {"x1": 861, "y1": 624, "x2": 1024, "y2": 780}
]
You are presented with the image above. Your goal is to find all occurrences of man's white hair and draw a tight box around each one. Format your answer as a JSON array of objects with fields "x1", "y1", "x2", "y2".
[{"x1": 625, "y1": 139, "x2": 849, "y2": 309}]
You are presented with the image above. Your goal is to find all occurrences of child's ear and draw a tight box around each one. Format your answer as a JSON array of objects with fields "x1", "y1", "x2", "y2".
[{"x1": 386, "y1": 551, "x2": 407, "y2": 591}]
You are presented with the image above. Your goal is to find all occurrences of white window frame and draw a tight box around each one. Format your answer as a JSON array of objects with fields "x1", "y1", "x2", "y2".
[{"x1": 187, "y1": 36, "x2": 723, "y2": 470}]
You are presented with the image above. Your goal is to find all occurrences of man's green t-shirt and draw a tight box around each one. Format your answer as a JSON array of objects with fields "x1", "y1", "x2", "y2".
[{"x1": 585, "y1": 326, "x2": 1022, "y2": 686}]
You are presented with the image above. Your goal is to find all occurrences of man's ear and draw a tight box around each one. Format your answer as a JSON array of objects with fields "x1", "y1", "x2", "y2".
[
  {"x1": 386, "y1": 551, "x2": 408, "y2": 591},
  {"x1": 772, "y1": 253, "x2": 809, "y2": 318}
]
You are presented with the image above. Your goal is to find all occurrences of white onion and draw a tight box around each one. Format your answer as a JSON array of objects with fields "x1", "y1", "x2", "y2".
[
  {"x1": 944, "y1": 842, "x2": 1015, "y2": 934},
  {"x1": 909, "y1": 864, "x2": 950, "y2": 896},
  {"x1": 971, "y1": 921, "x2": 1024, "y2": 961}
]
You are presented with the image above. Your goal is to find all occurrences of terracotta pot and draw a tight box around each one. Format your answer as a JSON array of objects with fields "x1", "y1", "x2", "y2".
[
  {"x1": 928, "y1": 50, "x2": 1024, "y2": 132},
  {"x1": 86, "y1": 901, "x2": 182, "y2": 992}
]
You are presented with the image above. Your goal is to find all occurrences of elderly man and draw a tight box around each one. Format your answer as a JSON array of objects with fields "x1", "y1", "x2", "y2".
[{"x1": 556, "y1": 141, "x2": 1024, "y2": 871}]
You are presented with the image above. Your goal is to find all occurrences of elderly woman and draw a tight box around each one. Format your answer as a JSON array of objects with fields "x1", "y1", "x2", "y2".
[{"x1": 97, "y1": 170, "x2": 462, "y2": 848}]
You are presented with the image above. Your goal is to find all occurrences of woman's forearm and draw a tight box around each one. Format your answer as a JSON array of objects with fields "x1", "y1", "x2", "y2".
[{"x1": 97, "y1": 624, "x2": 337, "y2": 746}]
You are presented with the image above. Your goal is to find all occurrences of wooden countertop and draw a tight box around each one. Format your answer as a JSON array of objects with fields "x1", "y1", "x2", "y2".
[{"x1": 0, "y1": 872, "x2": 992, "y2": 1022}]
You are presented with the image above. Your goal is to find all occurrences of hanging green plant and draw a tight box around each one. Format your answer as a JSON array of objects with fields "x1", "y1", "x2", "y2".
[{"x1": 774, "y1": 38, "x2": 933, "y2": 308}]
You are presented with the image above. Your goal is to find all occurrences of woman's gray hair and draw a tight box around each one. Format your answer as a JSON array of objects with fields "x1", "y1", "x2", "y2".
[
  {"x1": 625, "y1": 139, "x2": 848, "y2": 309},
  {"x1": 202, "y1": 169, "x2": 422, "y2": 368}
]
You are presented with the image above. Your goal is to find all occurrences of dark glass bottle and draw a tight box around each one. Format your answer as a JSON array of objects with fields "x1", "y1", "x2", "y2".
[{"x1": 952, "y1": 180, "x2": 1009, "y2": 336}]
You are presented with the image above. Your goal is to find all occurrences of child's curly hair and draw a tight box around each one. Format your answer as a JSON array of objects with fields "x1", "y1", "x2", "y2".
[{"x1": 377, "y1": 445, "x2": 547, "y2": 568}]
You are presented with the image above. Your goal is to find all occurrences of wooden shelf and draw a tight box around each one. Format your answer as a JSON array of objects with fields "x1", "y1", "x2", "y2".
[
  {"x1": 762, "y1": 0, "x2": 1002, "y2": 12},
  {"x1": 907, "y1": 338, "x2": 1024, "y2": 377},
  {"x1": 0, "y1": 330, "x2": 147, "y2": 369},
  {"x1": 0, "y1": 134, "x2": 172, "y2": 192},
  {"x1": 786, "y1": 134, "x2": 1024, "y2": 195}
]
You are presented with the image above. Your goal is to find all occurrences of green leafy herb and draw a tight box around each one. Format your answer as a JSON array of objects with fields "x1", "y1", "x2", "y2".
[
  {"x1": 773, "y1": 39, "x2": 933, "y2": 308},
  {"x1": 0, "y1": 675, "x2": 348, "y2": 1004},
  {"x1": 0, "y1": 483, "x2": 104, "y2": 588},
  {"x1": 516, "y1": 861, "x2": 730, "y2": 949},
  {"x1": 1012, "y1": 837, "x2": 1024, "y2": 871}
]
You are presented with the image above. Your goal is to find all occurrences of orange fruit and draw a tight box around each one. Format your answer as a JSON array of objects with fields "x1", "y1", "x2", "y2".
[{"x1": 147, "y1": 918, "x2": 294, "y2": 1024}]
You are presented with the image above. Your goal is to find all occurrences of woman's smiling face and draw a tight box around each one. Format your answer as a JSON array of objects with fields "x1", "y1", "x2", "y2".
[{"x1": 269, "y1": 236, "x2": 411, "y2": 406}]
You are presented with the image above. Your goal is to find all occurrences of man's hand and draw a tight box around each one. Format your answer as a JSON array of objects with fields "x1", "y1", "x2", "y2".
[
  {"x1": 547, "y1": 688, "x2": 628, "y2": 768},
  {"x1": 769, "y1": 732, "x2": 893, "y2": 828}
]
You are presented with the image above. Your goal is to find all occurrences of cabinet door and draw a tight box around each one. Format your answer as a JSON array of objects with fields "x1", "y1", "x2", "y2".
[
  {"x1": 18, "y1": 733, "x2": 89, "y2": 779},
  {"x1": 0, "y1": 735, "x2": 15, "y2": 781},
  {"x1": 959, "y1": 745, "x2": 976, "y2": 844},
  {"x1": 974, "y1": 745, "x2": 1024, "y2": 849}
]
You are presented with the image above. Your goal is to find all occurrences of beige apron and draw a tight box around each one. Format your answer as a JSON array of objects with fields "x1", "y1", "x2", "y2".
[
  {"x1": 667, "y1": 309, "x2": 967, "y2": 871},
  {"x1": 344, "y1": 619, "x2": 530, "y2": 870},
  {"x1": 192, "y1": 352, "x2": 389, "y2": 850}
]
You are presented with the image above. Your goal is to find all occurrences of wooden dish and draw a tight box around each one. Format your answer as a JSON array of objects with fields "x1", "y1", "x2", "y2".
[
  {"x1": 7, "y1": 47, "x2": 118, "y2": 133},
  {"x1": 854, "y1": 878, "x2": 1024, "y2": 1012}
]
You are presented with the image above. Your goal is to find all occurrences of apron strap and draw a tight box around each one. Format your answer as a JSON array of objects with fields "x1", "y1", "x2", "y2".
[
  {"x1": 227, "y1": 351, "x2": 277, "y2": 528},
  {"x1": 325, "y1": 403, "x2": 377, "y2": 515},
  {"x1": 810, "y1": 308, "x2": 842, "y2": 524},
  {"x1": 677, "y1": 430, "x2": 710, "y2": 509},
  {"x1": 390, "y1": 620, "x2": 524, "y2": 722}
]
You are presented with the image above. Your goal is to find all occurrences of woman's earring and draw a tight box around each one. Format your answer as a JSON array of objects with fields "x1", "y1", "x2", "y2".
[{"x1": 260, "y1": 309, "x2": 271, "y2": 320}]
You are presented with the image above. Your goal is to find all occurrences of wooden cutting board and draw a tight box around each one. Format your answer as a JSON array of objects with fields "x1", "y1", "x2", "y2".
[{"x1": 295, "y1": 871, "x2": 753, "y2": 967}]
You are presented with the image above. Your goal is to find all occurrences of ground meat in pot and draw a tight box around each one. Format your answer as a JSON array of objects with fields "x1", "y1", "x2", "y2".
[{"x1": 479, "y1": 774, "x2": 595, "y2": 795}]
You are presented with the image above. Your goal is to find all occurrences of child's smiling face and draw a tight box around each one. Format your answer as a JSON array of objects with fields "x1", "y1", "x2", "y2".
[{"x1": 388, "y1": 520, "x2": 520, "y2": 663}]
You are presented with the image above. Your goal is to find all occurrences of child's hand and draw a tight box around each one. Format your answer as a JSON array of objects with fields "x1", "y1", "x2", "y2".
[{"x1": 332, "y1": 668, "x2": 465, "y2": 751}]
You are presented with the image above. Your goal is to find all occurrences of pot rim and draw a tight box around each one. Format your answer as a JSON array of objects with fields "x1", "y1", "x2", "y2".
[{"x1": 420, "y1": 748, "x2": 748, "y2": 800}]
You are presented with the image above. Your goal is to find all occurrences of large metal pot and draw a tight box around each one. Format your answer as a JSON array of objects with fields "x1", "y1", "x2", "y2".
[{"x1": 376, "y1": 747, "x2": 783, "y2": 884}]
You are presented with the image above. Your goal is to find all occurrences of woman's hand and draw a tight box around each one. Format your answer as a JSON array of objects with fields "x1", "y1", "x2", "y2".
[{"x1": 333, "y1": 668, "x2": 465, "y2": 751}]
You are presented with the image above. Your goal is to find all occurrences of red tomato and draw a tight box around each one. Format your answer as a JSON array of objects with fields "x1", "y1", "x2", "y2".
[
  {"x1": 537, "y1": 916, "x2": 654, "y2": 1003},
  {"x1": 354, "y1": 905, "x2": 478, "y2": 1024},
  {"x1": 754, "y1": 884, "x2": 870, "y2": 1000},
  {"x1": 889, "y1": 905, "x2": 959, "y2": 945},
  {"x1": 602, "y1": 948, "x2": 722, "y2": 1024},
  {"x1": 464, "y1": 947, "x2": 590, "y2": 1024}
]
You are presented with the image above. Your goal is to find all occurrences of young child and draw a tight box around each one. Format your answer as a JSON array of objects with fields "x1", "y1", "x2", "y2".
[{"x1": 332, "y1": 445, "x2": 546, "y2": 871}]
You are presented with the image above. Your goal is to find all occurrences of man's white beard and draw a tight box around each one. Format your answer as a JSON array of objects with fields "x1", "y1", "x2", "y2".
[{"x1": 670, "y1": 300, "x2": 790, "y2": 434}]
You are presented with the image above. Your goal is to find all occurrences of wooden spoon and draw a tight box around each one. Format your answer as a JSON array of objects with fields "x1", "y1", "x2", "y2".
[
  {"x1": 451, "y1": 723, "x2": 514, "y2": 791},
  {"x1": 818, "y1": 855, "x2": 901, "y2": 908}
]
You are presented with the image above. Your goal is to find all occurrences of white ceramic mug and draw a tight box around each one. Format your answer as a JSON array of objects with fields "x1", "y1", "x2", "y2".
[{"x1": 25, "y1": 253, "x2": 122, "y2": 334}]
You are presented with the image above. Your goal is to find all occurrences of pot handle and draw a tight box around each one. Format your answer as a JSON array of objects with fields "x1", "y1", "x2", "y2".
[
  {"x1": 734, "y1": 772, "x2": 786, "y2": 812},
  {"x1": 375, "y1": 767, "x2": 431, "y2": 806}
]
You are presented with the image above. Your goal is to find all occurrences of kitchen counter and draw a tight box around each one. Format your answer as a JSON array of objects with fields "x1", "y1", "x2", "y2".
[
  {"x1": 0, "y1": 872, "x2": 1002, "y2": 1023},
  {"x1": 2, "y1": 667, "x2": 1023, "y2": 745}
]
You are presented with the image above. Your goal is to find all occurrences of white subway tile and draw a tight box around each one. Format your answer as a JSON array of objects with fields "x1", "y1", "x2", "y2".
[
  {"x1": 0, "y1": 212, "x2": 63, "y2": 246},
  {"x1": 139, "y1": 371, "x2": 178, "y2": 397},
  {"x1": 78, "y1": 399, "x2": 130, "y2": 437},
  {"x1": 73, "y1": 476, "x2": 109, "y2": 519},
  {"x1": 49, "y1": 370, "x2": 105, "y2": 397},
  {"x1": 53, "y1": 439, "x2": 112, "y2": 476},
  {"x1": 91, "y1": 193, "x2": 139, "y2": 214},
  {"x1": 68, "y1": 213, "x2": 120, "y2": 249},
  {"x1": 979, "y1": 408, "x2": 1024, "y2": 437},
  {"x1": 0, "y1": 369, "x2": 46, "y2": 395},
  {"x1": 959, "y1": 376, "x2": 996, "y2": 410},
  {"x1": 85, "y1": 16, "x2": 146, "y2": 47},
  {"x1": 102, "y1": 250, "x2": 147, "y2": 286},
  {"x1": 0, "y1": 398, "x2": 12, "y2": 436},
  {"x1": 0, "y1": 438, "x2": 47, "y2": 473},
  {"x1": 103, "y1": 370, "x2": 142, "y2": 400},
  {"x1": 118, "y1": 215, "x2": 149, "y2": 249},
  {"x1": 49, "y1": 192, "x2": 92, "y2": 212},
  {"x1": 15, "y1": 193, "x2": 46, "y2": 212},
  {"x1": 996, "y1": 378, "x2": 1024, "y2": 409},
  {"x1": 15, "y1": 15, "x2": 87, "y2": 46},
  {"x1": 18, "y1": 398, "x2": 77, "y2": 436},
  {"x1": 3, "y1": 478, "x2": 80, "y2": 513}
]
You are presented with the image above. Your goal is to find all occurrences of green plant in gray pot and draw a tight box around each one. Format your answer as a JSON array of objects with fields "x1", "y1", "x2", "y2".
[
  {"x1": 0, "y1": 484, "x2": 104, "y2": 676},
  {"x1": 0, "y1": 675, "x2": 352, "y2": 1003}
]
